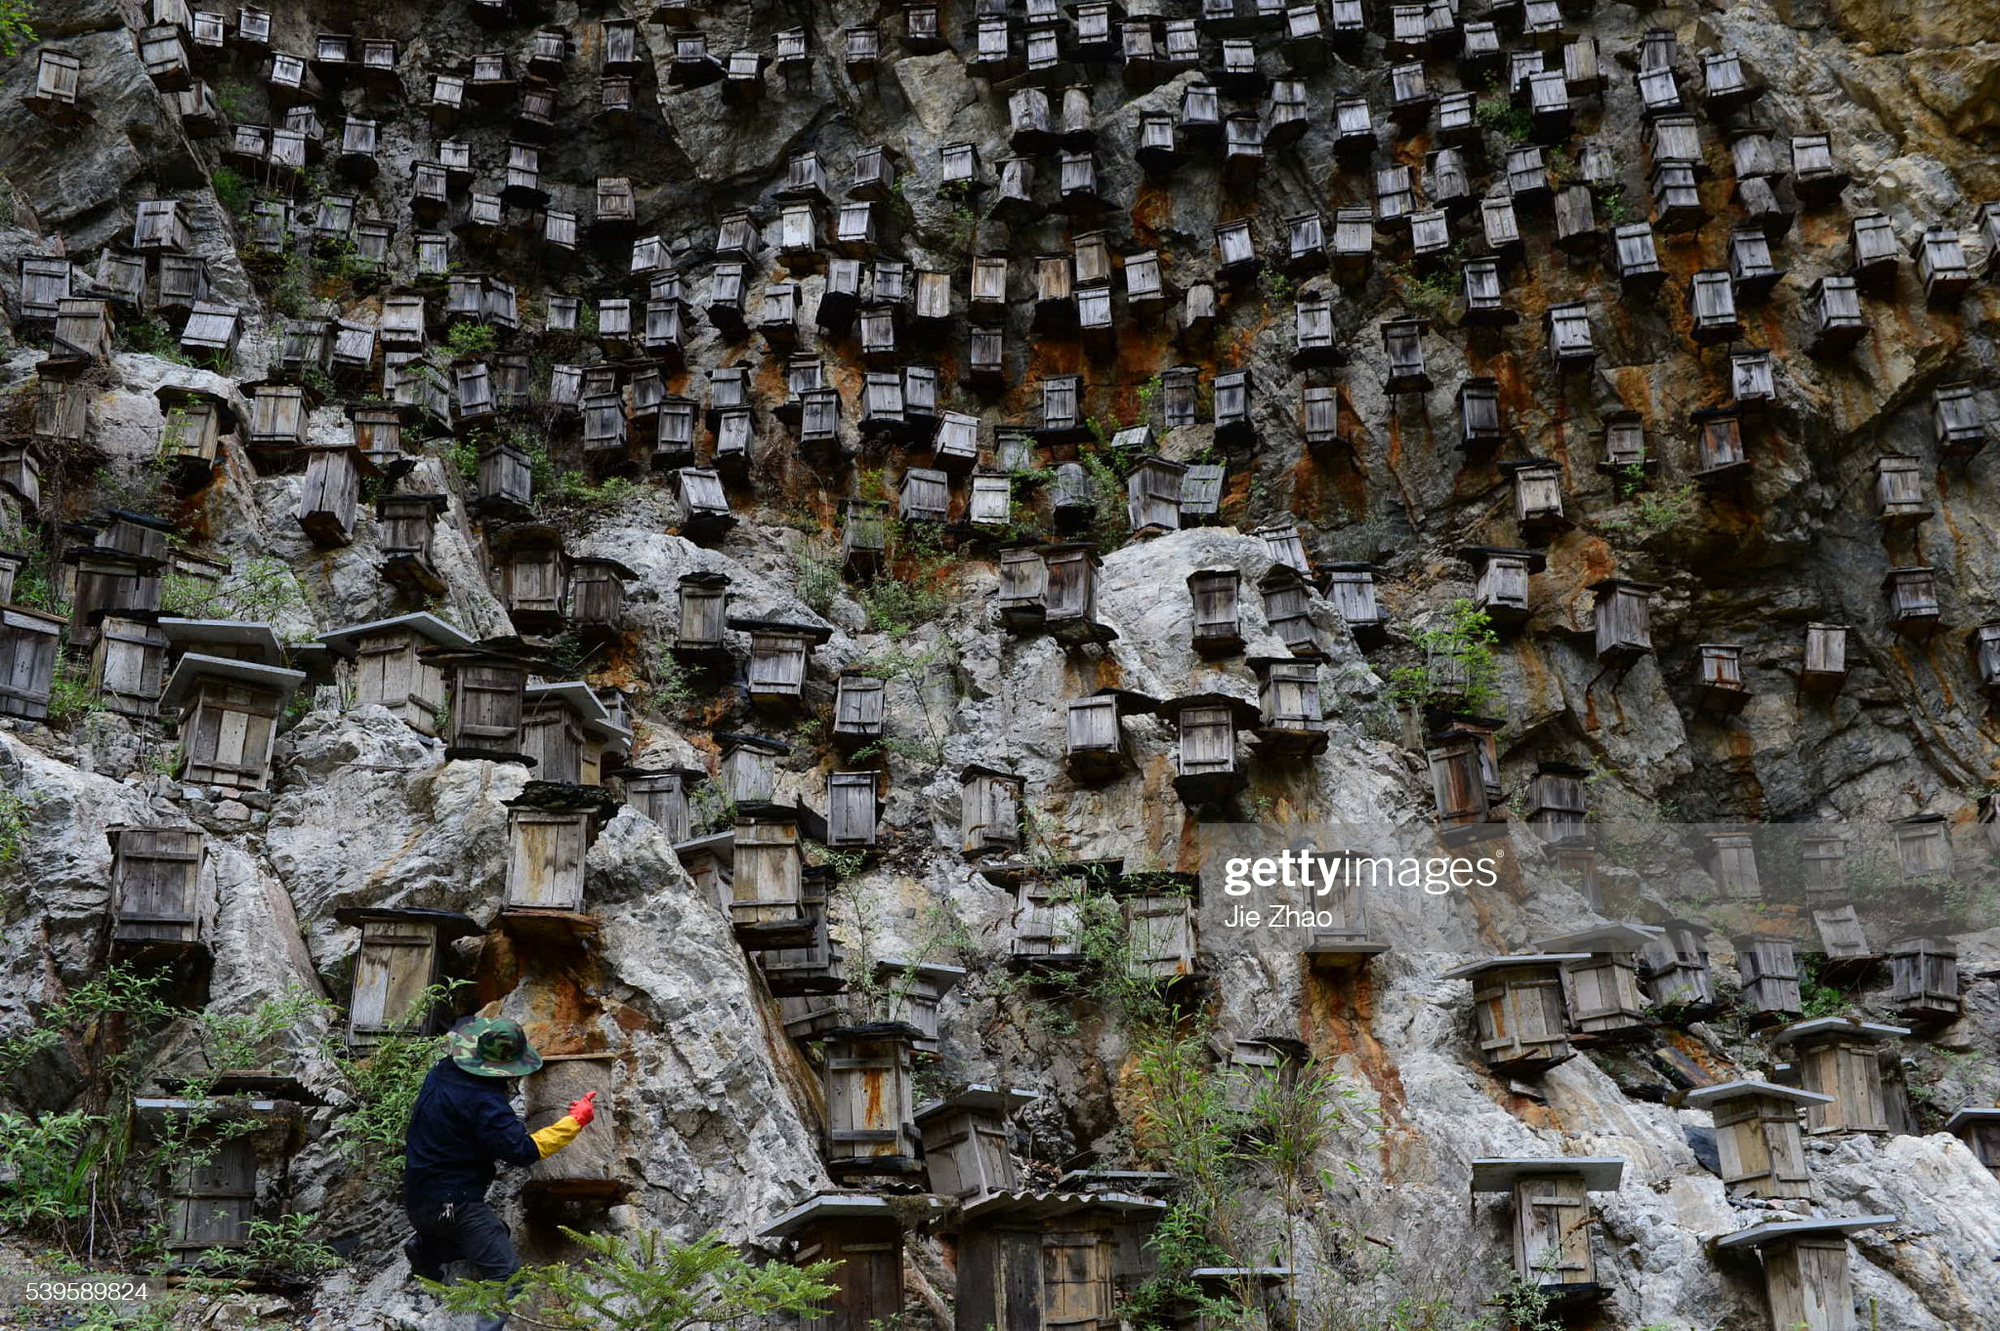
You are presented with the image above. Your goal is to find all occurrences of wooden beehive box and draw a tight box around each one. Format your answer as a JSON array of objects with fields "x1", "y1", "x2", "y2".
[
  {"x1": 490, "y1": 524, "x2": 569, "y2": 636},
  {"x1": 566, "y1": 557, "x2": 636, "y2": 641},
  {"x1": 334, "y1": 906, "x2": 480, "y2": 1047},
  {"x1": 317, "y1": 613, "x2": 471, "y2": 736},
  {"x1": 821, "y1": 1025, "x2": 922, "y2": 1176},
  {"x1": 1734, "y1": 934, "x2": 1802, "y2": 1022},
  {"x1": 294, "y1": 444, "x2": 373, "y2": 549},
  {"x1": 1470, "y1": 1158, "x2": 1625, "y2": 1300},
  {"x1": 89, "y1": 615, "x2": 170, "y2": 719},
  {"x1": 375, "y1": 494, "x2": 449, "y2": 597},
  {"x1": 108, "y1": 824, "x2": 213, "y2": 951},
  {"x1": 1683, "y1": 1081, "x2": 1830, "y2": 1200},
  {"x1": 1945, "y1": 1108, "x2": 2000, "y2": 1181},
  {"x1": 914, "y1": 1085, "x2": 1036, "y2": 1199},
  {"x1": 1187, "y1": 568, "x2": 1243, "y2": 657},
  {"x1": 0, "y1": 605, "x2": 65, "y2": 721},
  {"x1": 960, "y1": 764, "x2": 1024, "y2": 858},
  {"x1": 832, "y1": 672, "x2": 885, "y2": 753},
  {"x1": 731, "y1": 813, "x2": 808, "y2": 943},
  {"x1": 1529, "y1": 926, "x2": 1654, "y2": 1040},
  {"x1": 1441, "y1": 955, "x2": 1584, "y2": 1074},
  {"x1": 162, "y1": 656, "x2": 306, "y2": 791},
  {"x1": 1711, "y1": 1216, "x2": 1896, "y2": 1331},
  {"x1": 523, "y1": 1054, "x2": 626, "y2": 1198},
  {"x1": 1765, "y1": 1018, "x2": 1910, "y2": 1135},
  {"x1": 1159, "y1": 693, "x2": 1260, "y2": 806},
  {"x1": 1043, "y1": 543, "x2": 1116, "y2": 646},
  {"x1": 504, "y1": 791, "x2": 606, "y2": 916},
  {"x1": 758, "y1": 1195, "x2": 910, "y2": 1327},
  {"x1": 1886, "y1": 931, "x2": 1960, "y2": 1023},
  {"x1": 1248, "y1": 657, "x2": 1327, "y2": 758},
  {"x1": 826, "y1": 771, "x2": 879, "y2": 848}
]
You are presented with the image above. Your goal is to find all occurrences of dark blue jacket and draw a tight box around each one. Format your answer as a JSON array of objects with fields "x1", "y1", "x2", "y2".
[{"x1": 403, "y1": 1059, "x2": 543, "y2": 1206}]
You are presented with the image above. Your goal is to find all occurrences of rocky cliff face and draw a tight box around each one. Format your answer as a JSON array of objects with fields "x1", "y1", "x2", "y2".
[{"x1": 1, "y1": 0, "x2": 1999, "y2": 1327}]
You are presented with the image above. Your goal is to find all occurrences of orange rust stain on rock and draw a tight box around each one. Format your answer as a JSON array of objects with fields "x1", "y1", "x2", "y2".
[
  {"x1": 1659, "y1": 1026, "x2": 1733, "y2": 1081},
  {"x1": 1300, "y1": 967, "x2": 1417, "y2": 1175},
  {"x1": 1130, "y1": 182, "x2": 1171, "y2": 249}
]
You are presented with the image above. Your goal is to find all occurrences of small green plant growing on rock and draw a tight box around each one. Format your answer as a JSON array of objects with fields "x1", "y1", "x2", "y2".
[
  {"x1": 209, "y1": 166, "x2": 252, "y2": 218},
  {"x1": 1601, "y1": 480, "x2": 1699, "y2": 543},
  {"x1": 858, "y1": 521, "x2": 956, "y2": 636},
  {"x1": 0, "y1": 790, "x2": 31, "y2": 866},
  {"x1": 0, "y1": 0, "x2": 36, "y2": 57},
  {"x1": 445, "y1": 320, "x2": 499, "y2": 360},
  {"x1": 1388, "y1": 600, "x2": 1501, "y2": 715}
]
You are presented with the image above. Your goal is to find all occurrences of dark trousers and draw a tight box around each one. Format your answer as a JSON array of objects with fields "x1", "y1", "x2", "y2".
[{"x1": 406, "y1": 1198, "x2": 521, "y2": 1331}]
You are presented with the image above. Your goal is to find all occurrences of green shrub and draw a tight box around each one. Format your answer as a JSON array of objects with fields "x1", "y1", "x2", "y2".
[
  {"x1": 858, "y1": 522, "x2": 956, "y2": 636},
  {"x1": 1388, "y1": 600, "x2": 1501, "y2": 714},
  {"x1": 445, "y1": 321, "x2": 499, "y2": 360},
  {"x1": 209, "y1": 166, "x2": 251, "y2": 218},
  {"x1": 0, "y1": 0, "x2": 36, "y2": 57},
  {"x1": 427, "y1": 1228, "x2": 838, "y2": 1331}
]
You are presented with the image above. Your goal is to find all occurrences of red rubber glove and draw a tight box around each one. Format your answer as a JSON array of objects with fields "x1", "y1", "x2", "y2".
[{"x1": 567, "y1": 1090, "x2": 598, "y2": 1127}]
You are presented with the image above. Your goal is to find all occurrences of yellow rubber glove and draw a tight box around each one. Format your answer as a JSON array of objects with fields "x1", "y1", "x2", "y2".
[{"x1": 531, "y1": 1115, "x2": 583, "y2": 1158}]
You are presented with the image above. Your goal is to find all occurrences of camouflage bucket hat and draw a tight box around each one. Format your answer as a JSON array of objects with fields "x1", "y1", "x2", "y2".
[{"x1": 448, "y1": 1016, "x2": 544, "y2": 1078}]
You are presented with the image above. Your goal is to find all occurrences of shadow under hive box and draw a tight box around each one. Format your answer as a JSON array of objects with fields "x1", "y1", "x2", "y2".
[
  {"x1": 1682, "y1": 1080, "x2": 1830, "y2": 1200},
  {"x1": 759, "y1": 1194, "x2": 916, "y2": 1330},
  {"x1": 333, "y1": 906, "x2": 482, "y2": 1048},
  {"x1": 523, "y1": 1054, "x2": 628, "y2": 1201},
  {"x1": 1528, "y1": 926, "x2": 1655, "y2": 1042},
  {"x1": 1441, "y1": 954, "x2": 1587, "y2": 1076},
  {"x1": 1470, "y1": 1158, "x2": 1626, "y2": 1309},
  {"x1": 1764, "y1": 1018, "x2": 1911, "y2": 1136},
  {"x1": 316, "y1": 612, "x2": 473, "y2": 737},
  {"x1": 1710, "y1": 1216, "x2": 1897, "y2": 1331}
]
